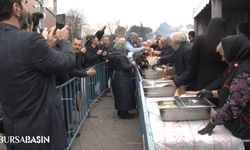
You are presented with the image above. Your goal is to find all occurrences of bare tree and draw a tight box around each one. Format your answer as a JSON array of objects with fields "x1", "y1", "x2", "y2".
[
  {"x1": 106, "y1": 22, "x2": 114, "y2": 35},
  {"x1": 106, "y1": 20, "x2": 121, "y2": 35},
  {"x1": 66, "y1": 9, "x2": 85, "y2": 41}
]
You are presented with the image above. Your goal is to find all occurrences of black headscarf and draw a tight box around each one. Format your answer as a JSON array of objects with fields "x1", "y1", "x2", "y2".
[
  {"x1": 219, "y1": 35, "x2": 250, "y2": 107},
  {"x1": 222, "y1": 35, "x2": 250, "y2": 62}
]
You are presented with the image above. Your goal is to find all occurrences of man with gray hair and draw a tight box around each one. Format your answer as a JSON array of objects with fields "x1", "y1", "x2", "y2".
[
  {"x1": 152, "y1": 36, "x2": 174, "y2": 57},
  {"x1": 158, "y1": 32, "x2": 193, "y2": 88}
]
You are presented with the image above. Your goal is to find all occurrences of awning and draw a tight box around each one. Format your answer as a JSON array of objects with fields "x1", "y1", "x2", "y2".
[{"x1": 192, "y1": 0, "x2": 210, "y2": 18}]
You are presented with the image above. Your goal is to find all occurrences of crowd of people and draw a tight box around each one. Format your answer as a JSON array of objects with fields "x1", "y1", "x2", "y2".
[{"x1": 0, "y1": 0, "x2": 250, "y2": 150}]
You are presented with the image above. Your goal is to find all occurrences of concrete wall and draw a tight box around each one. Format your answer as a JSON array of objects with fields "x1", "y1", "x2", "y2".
[
  {"x1": 223, "y1": 8, "x2": 249, "y2": 34},
  {"x1": 194, "y1": 0, "x2": 250, "y2": 36},
  {"x1": 194, "y1": 7, "x2": 211, "y2": 35}
]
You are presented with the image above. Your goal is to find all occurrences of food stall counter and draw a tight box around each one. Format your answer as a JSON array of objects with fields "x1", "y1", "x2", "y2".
[{"x1": 145, "y1": 97, "x2": 245, "y2": 150}]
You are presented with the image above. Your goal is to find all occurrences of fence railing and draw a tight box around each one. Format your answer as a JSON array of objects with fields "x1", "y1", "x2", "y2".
[
  {"x1": 135, "y1": 67, "x2": 156, "y2": 150},
  {"x1": 56, "y1": 62, "x2": 108, "y2": 150},
  {"x1": 56, "y1": 62, "x2": 155, "y2": 150}
]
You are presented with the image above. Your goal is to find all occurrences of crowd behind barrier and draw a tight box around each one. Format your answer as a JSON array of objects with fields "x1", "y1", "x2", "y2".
[
  {"x1": 56, "y1": 62, "x2": 155, "y2": 150},
  {"x1": 56, "y1": 62, "x2": 108, "y2": 149}
]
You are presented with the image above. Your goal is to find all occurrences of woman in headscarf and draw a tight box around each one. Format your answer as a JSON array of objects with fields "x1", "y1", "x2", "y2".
[
  {"x1": 109, "y1": 38, "x2": 136, "y2": 119},
  {"x1": 198, "y1": 35, "x2": 250, "y2": 149}
]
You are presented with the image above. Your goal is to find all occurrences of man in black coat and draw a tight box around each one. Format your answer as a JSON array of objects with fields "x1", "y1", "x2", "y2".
[
  {"x1": 84, "y1": 35, "x2": 107, "y2": 68},
  {"x1": 152, "y1": 36, "x2": 174, "y2": 57},
  {"x1": 56, "y1": 38, "x2": 96, "y2": 85},
  {"x1": 0, "y1": 0, "x2": 75, "y2": 150},
  {"x1": 70, "y1": 38, "x2": 96, "y2": 77},
  {"x1": 158, "y1": 32, "x2": 193, "y2": 89}
]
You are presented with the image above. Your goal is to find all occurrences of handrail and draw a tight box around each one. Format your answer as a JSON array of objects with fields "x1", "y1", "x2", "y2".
[
  {"x1": 56, "y1": 63, "x2": 155, "y2": 150},
  {"x1": 56, "y1": 62, "x2": 108, "y2": 150},
  {"x1": 56, "y1": 77, "x2": 76, "y2": 88},
  {"x1": 135, "y1": 67, "x2": 156, "y2": 150}
]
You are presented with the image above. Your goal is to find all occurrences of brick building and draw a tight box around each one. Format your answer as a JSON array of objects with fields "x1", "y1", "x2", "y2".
[{"x1": 27, "y1": 0, "x2": 56, "y2": 28}]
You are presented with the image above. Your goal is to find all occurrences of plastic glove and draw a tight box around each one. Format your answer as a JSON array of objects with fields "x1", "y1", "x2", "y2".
[
  {"x1": 198, "y1": 121, "x2": 215, "y2": 135},
  {"x1": 196, "y1": 90, "x2": 213, "y2": 99}
]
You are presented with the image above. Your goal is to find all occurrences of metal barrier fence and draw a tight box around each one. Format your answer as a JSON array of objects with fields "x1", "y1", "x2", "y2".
[
  {"x1": 56, "y1": 62, "x2": 154, "y2": 150},
  {"x1": 135, "y1": 67, "x2": 156, "y2": 150},
  {"x1": 56, "y1": 62, "x2": 108, "y2": 150}
]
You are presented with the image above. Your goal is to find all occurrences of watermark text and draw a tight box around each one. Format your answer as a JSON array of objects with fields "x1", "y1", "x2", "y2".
[{"x1": 0, "y1": 136, "x2": 50, "y2": 144}]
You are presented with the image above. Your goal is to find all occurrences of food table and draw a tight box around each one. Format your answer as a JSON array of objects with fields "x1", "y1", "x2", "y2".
[
  {"x1": 145, "y1": 97, "x2": 244, "y2": 150},
  {"x1": 135, "y1": 68, "x2": 245, "y2": 150}
]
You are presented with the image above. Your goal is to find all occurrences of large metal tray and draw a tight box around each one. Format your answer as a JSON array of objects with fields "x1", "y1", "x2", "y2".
[
  {"x1": 143, "y1": 80, "x2": 172, "y2": 87},
  {"x1": 158, "y1": 97, "x2": 215, "y2": 121},
  {"x1": 144, "y1": 86, "x2": 176, "y2": 97},
  {"x1": 142, "y1": 69, "x2": 163, "y2": 79},
  {"x1": 176, "y1": 97, "x2": 215, "y2": 108}
]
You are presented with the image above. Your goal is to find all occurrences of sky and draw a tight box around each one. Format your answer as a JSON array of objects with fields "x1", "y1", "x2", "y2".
[{"x1": 57, "y1": 0, "x2": 201, "y2": 30}]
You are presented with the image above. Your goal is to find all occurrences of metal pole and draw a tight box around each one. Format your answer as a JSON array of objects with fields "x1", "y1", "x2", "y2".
[
  {"x1": 53, "y1": 0, "x2": 57, "y2": 14},
  {"x1": 40, "y1": 0, "x2": 45, "y2": 29},
  {"x1": 211, "y1": 0, "x2": 222, "y2": 18}
]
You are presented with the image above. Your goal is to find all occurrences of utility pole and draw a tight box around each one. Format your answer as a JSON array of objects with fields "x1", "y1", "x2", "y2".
[
  {"x1": 34, "y1": 0, "x2": 45, "y2": 29},
  {"x1": 211, "y1": 0, "x2": 222, "y2": 18},
  {"x1": 53, "y1": 0, "x2": 57, "y2": 14},
  {"x1": 40, "y1": 0, "x2": 45, "y2": 29}
]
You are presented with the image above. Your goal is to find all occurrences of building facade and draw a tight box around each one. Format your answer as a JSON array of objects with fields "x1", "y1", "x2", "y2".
[
  {"x1": 27, "y1": 0, "x2": 56, "y2": 29},
  {"x1": 193, "y1": 0, "x2": 250, "y2": 35}
]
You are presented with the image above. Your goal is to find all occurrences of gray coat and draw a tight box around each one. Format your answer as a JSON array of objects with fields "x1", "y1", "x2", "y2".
[
  {"x1": 0, "y1": 23, "x2": 75, "y2": 150},
  {"x1": 111, "y1": 55, "x2": 136, "y2": 111}
]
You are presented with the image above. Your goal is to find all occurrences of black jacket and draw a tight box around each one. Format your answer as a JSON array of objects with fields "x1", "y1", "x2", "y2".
[
  {"x1": 159, "y1": 43, "x2": 193, "y2": 87},
  {"x1": 70, "y1": 53, "x2": 87, "y2": 76},
  {"x1": 99, "y1": 44, "x2": 111, "y2": 60},
  {"x1": 189, "y1": 36, "x2": 227, "y2": 90},
  {"x1": 85, "y1": 45, "x2": 103, "y2": 68},
  {"x1": 56, "y1": 51, "x2": 87, "y2": 86},
  {"x1": 160, "y1": 45, "x2": 174, "y2": 57},
  {"x1": 0, "y1": 23, "x2": 75, "y2": 150}
]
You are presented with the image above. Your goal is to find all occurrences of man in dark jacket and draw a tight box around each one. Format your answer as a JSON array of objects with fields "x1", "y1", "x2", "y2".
[
  {"x1": 56, "y1": 38, "x2": 96, "y2": 85},
  {"x1": 85, "y1": 35, "x2": 107, "y2": 68},
  {"x1": 70, "y1": 38, "x2": 96, "y2": 77},
  {"x1": 152, "y1": 36, "x2": 174, "y2": 57},
  {"x1": 100, "y1": 36, "x2": 111, "y2": 51},
  {"x1": 158, "y1": 32, "x2": 193, "y2": 88},
  {"x1": 99, "y1": 36, "x2": 113, "y2": 88},
  {"x1": 188, "y1": 31, "x2": 195, "y2": 43},
  {"x1": 99, "y1": 36, "x2": 111, "y2": 61},
  {"x1": 0, "y1": 0, "x2": 75, "y2": 150}
]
